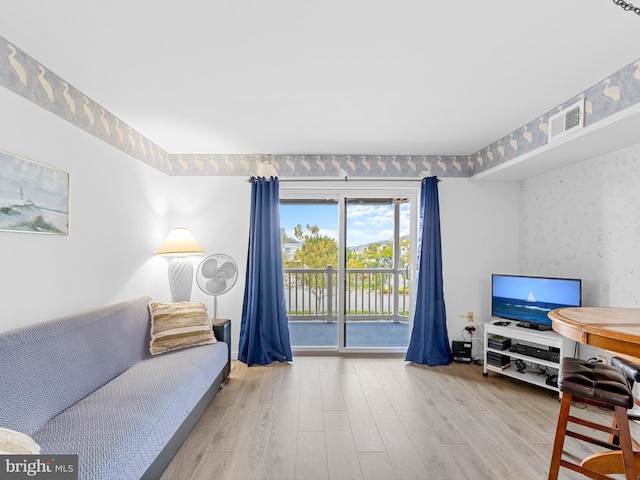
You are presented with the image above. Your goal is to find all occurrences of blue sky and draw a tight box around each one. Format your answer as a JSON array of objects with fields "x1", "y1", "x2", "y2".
[
  {"x1": 0, "y1": 151, "x2": 68, "y2": 211},
  {"x1": 280, "y1": 202, "x2": 410, "y2": 247}
]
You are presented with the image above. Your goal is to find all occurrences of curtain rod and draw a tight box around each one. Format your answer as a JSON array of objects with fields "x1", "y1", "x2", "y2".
[{"x1": 246, "y1": 176, "x2": 428, "y2": 183}]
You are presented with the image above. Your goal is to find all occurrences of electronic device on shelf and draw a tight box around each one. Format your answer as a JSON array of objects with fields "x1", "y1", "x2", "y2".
[
  {"x1": 487, "y1": 335, "x2": 511, "y2": 350},
  {"x1": 491, "y1": 274, "x2": 582, "y2": 331},
  {"x1": 492, "y1": 321, "x2": 511, "y2": 326},
  {"x1": 514, "y1": 343, "x2": 561, "y2": 363},
  {"x1": 487, "y1": 351, "x2": 510, "y2": 367}
]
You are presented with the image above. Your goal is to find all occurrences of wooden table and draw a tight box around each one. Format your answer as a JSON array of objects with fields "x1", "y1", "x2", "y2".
[
  {"x1": 550, "y1": 307, "x2": 640, "y2": 359},
  {"x1": 550, "y1": 306, "x2": 640, "y2": 475}
]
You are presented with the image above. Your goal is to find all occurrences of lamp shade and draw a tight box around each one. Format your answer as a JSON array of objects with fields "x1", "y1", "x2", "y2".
[{"x1": 156, "y1": 228, "x2": 205, "y2": 256}]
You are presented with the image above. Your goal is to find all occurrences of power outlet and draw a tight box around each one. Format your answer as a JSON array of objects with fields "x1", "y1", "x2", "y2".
[{"x1": 459, "y1": 311, "x2": 475, "y2": 322}]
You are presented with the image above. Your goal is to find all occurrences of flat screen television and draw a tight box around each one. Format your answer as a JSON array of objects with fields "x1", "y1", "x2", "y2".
[{"x1": 491, "y1": 274, "x2": 582, "y2": 331}]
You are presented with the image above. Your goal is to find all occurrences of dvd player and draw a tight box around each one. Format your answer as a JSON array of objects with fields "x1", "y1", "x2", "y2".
[{"x1": 514, "y1": 344, "x2": 560, "y2": 363}]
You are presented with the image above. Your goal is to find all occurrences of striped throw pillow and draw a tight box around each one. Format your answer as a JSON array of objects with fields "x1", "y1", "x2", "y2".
[{"x1": 148, "y1": 301, "x2": 216, "y2": 355}]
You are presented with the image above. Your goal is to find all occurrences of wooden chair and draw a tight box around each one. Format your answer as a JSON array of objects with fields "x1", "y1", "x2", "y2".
[
  {"x1": 609, "y1": 356, "x2": 640, "y2": 451},
  {"x1": 548, "y1": 357, "x2": 636, "y2": 480}
]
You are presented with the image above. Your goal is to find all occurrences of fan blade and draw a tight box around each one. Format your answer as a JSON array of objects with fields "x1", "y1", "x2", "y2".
[
  {"x1": 201, "y1": 258, "x2": 218, "y2": 278},
  {"x1": 205, "y1": 278, "x2": 227, "y2": 295},
  {"x1": 220, "y1": 261, "x2": 237, "y2": 278}
]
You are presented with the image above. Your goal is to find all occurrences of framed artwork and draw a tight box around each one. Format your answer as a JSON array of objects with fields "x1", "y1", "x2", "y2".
[{"x1": 0, "y1": 150, "x2": 69, "y2": 235}]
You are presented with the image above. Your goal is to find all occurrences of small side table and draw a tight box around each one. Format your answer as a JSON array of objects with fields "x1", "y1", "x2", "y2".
[{"x1": 212, "y1": 318, "x2": 231, "y2": 380}]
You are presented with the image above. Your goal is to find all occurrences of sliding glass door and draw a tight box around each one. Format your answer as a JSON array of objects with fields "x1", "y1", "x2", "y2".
[
  {"x1": 281, "y1": 199, "x2": 340, "y2": 349},
  {"x1": 280, "y1": 184, "x2": 418, "y2": 353},
  {"x1": 343, "y1": 198, "x2": 411, "y2": 348}
]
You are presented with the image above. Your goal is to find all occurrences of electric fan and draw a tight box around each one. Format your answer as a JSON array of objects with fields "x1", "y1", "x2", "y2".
[{"x1": 195, "y1": 253, "x2": 239, "y2": 319}]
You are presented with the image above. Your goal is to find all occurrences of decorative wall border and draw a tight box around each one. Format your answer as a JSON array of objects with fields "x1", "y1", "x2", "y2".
[
  {"x1": 0, "y1": 35, "x2": 171, "y2": 174},
  {"x1": 166, "y1": 153, "x2": 470, "y2": 177},
  {"x1": 1, "y1": 35, "x2": 639, "y2": 179},
  {"x1": 471, "y1": 58, "x2": 640, "y2": 176}
]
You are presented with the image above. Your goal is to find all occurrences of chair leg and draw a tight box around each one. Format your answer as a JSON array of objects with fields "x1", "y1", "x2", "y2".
[
  {"x1": 609, "y1": 414, "x2": 619, "y2": 445},
  {"x1": 611, "y1": 412, "x2": 640, "y2": 451},
  {"x1": 615, "y1": 406, "x2": 637, "y2": 480},
  {"x1": 548, "y1": 393, "x2": 573, "y2": 480}
]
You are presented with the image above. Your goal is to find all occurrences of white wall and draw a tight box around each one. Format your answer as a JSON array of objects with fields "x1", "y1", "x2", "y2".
[
  {"x1": 520, "y1": 141, "x2": 640, "y2": 359},
  {"x1": 439, "y1": 179, "x2": 520, "y2": 345},
  {"x1": 0, "y1": 86, "x2": 252, "y2": 352},
  {"x1": 166, "y1": 176, "x2": 251, "y2": 359},
  {"x1": 520, "y1": 141, "x2": 640, "y2": 308},
  {"x1": 0, "y1": 88, "x2": 171, "y2": 332},
  {"x1": 0, "y1": 84, "x2": 522, "y2": 360},
  {"x1": 131, "y1": 175, "x2": 521, "y2": 359}
]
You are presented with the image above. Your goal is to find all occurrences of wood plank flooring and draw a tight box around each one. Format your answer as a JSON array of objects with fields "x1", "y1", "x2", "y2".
[{"x1": 160, "y1": 357, "x2": 639, "y2": 480}]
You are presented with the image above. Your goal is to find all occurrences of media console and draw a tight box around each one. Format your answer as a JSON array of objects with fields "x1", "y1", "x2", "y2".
[{"x1": 483, "y1": 321, "x2": 575, "y2": 392}]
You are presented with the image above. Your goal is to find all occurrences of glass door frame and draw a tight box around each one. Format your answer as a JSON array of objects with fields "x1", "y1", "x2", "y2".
[{"x1": 280, "y1": 181, "x2": 419, "y2": 354}]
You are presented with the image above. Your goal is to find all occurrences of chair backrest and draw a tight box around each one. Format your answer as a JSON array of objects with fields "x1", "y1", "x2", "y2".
[{"x1": 611, "y1": 356, "x2": 640, "y2": 387}]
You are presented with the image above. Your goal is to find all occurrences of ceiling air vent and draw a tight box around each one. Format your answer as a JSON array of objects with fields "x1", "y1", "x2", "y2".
[{"x1": 548, "y1": 98, "x2": 584, "y2": 142}]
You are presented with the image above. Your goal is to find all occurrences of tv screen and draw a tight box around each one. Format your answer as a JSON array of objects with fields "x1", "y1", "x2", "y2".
[{"x1": 491, "y1": 274, "x2": 581, "y2": 330}]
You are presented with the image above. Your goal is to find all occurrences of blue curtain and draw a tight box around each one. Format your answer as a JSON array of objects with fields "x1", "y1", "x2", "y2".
[
  {"x1": 405, "y1": 176, "x2": 452, "y2": 366},
  {"x1": 239, "y1": 177, "x2": 293, "y2": 366}
]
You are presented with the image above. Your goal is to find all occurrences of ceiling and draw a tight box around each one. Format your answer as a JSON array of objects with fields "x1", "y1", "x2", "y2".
[{"x1": 1, "y1": 0, "x2": 640, "y2": 158}]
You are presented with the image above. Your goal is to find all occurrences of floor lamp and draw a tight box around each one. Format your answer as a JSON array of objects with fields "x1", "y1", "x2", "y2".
[{"x1": 156, "y1": 228, "x2": 205, "y2": 302}]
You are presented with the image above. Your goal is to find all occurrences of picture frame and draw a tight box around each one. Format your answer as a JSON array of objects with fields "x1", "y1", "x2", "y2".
[{"x1": 0, "y1": 150, "x2": 69, "y2": 235}]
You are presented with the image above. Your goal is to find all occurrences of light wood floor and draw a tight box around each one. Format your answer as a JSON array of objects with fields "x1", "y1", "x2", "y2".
[{"x1": 161, "y1": 357, "x2": 639, "y2": 480}]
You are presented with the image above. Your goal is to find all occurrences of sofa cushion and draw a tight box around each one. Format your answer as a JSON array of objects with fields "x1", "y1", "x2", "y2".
[
  {"x1": 0, "y1": 297, "x2": 152, "y2": 435},
  {"x1": 148, "y1": 301, "x2": 215, "y2": 355},
  {"x1": 32, "y1": 341, "x2": 228, "y2": 480}
]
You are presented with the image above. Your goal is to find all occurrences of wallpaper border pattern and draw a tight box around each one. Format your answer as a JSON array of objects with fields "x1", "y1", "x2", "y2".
[{"x1": 1, "y1": 35, "x2": 639, "y2": 178}]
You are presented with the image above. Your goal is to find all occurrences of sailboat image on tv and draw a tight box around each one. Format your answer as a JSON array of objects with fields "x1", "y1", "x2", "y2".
[{"x1": 491, "y1": 274, "x2": 582, "y2": 330}]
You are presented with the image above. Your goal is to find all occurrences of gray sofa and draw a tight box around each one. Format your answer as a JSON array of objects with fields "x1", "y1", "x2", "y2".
[{"x1": 0, "y1": 296, "x2": 230, "y2": 480}]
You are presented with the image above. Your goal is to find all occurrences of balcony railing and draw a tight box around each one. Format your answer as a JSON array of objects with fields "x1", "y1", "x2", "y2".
[{"x1": 284, "y1": 265, "x2": 410, "y2": 322}]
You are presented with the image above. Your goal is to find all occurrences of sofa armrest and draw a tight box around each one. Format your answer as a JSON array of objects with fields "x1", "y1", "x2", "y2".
[{"x1": 211, "y1": 319, "x2": 231, "y2": 380}]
